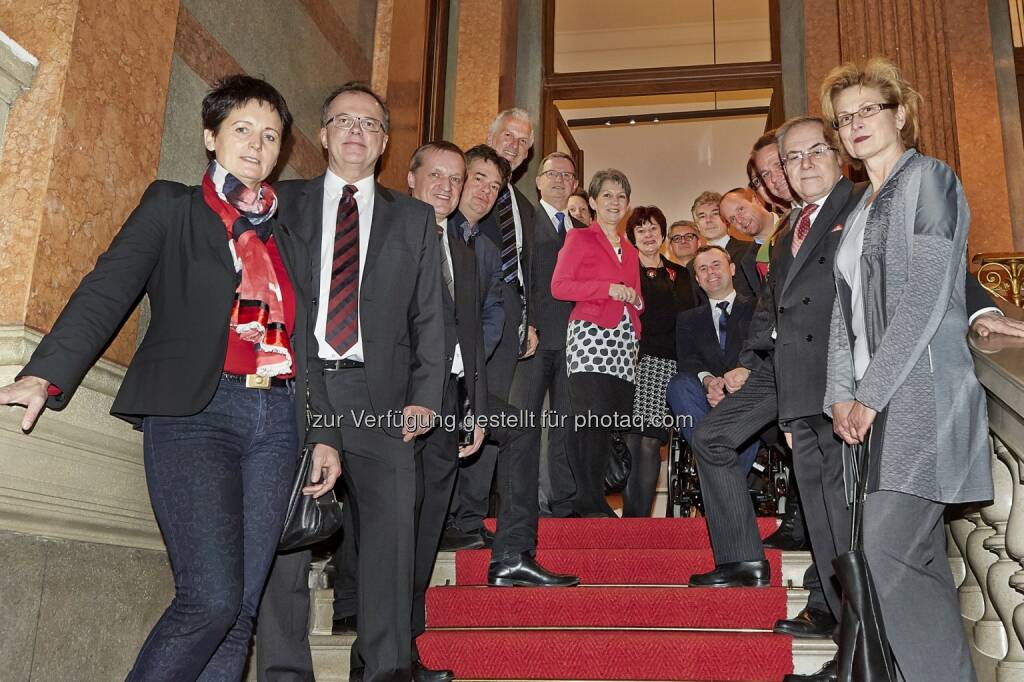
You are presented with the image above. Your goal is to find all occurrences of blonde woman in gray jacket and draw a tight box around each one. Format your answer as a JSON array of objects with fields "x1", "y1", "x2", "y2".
[{"x1": 821, "y1": 58, "x2": 992, "y2": 682}]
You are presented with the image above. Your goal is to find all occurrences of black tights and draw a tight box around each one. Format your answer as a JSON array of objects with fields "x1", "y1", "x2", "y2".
[{"x1": 621, "y1": 433, "x2": 664, "y2": 517}]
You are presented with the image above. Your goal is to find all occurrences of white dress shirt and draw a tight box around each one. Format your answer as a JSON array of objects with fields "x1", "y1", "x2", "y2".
[
  {"x1": 709, "y1": 234, "x2": 730, "y2": 249},
  {"x1": 315, "y1": 170, "x2": 376, "y2": 361},
  {"x1": 539, "y1": 199, "x2": 567, "y2": 233},
  {"x1": 697, "y1": 290, "x2": 737, "y2": 385},
  {"x1": 438, "y1": 217, "x2": 464, "y2": 377}
]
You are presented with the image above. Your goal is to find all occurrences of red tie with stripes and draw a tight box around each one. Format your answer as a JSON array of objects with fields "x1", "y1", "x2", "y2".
[{"x1": 325, "y1": 184, "x2": 360, "y2": 355}]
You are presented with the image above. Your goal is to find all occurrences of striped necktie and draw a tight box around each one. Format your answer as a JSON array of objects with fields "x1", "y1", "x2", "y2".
[
  {"x1": 325, "y1": 184, "x2": 360, "y2": 355},
  {"x1": 439, "y1": 233, "x2": 455, "y2": 301},
  {"x1": 790, "y1": 204, "x2": 819, "y2": 256},
  {"x1": 497, "y1": 188, "x2": 519, "y2": 286}
]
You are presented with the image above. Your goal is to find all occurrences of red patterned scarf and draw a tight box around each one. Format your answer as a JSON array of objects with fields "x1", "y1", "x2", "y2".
[{"x1": 202, "y1": 160, "x2": 293, "y2": 377}]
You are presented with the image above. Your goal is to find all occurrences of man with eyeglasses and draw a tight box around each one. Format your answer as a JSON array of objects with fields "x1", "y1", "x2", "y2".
[
  {"x1": 512, "y1": 152, "x2": 587, "y2": 522},
  {"x1": 748, "y1": 130, "x2": 835, "y2": 641},
  {"x1": 689, "y1": 115, "x2": 1013, "y2": 682},
  {"x1": 443, "y1": 108, "x2": 538, "y2": 552},
  {"x1": 666, "y1": 220, "x2": 702, "y2": 267},
  {"x1": 257, "y1": 82, "x2": 445, "y2": 682}
]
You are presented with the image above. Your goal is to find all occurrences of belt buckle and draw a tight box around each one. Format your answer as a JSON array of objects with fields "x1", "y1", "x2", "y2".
[{"x1": 245, "y1": 374, "x2": 271, "y2": 390}]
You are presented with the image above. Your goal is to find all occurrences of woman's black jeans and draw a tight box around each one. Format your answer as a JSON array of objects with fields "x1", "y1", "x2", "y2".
[{"x1": 127, "y1": 377, "x2": 297, "y2": 681}]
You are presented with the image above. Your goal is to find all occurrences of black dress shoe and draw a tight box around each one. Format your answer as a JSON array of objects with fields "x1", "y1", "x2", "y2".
[
  {"x1": 773, "y1": 607, "x2": 837, "y2": 638},
  {"x1": 439, "y1": 525, "x2": 485, "y2": 551},
  {"x1": 782, "y1": 657, "x2": 837, "y2": 681},
  {"x1": 488, "y1": 553, "x2": 580, "y2": 587},
  {"x1": 763, "y1": 516, "x2": 810, "y2": 550},
  {"x1": 331, "y1": 614, "x2": 357, "y2": 635},
  {"x1": 480, "y1": 525, "x2": 495, "y2": 548},
  {"x1": 688, "y1": 560, "x2": 770, "y2": 587},
  {"x1": 413, "y1": 659, "x2": 454, "y2": 682}
]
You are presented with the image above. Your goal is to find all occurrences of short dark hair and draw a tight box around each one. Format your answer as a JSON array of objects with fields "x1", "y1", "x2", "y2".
[
  {"x1": 625, "y1": 205, "x2": 667, "y2": 245},
  {"x1": 669, "y1": 219, "x2": 699, "y2": 234},
  {"x1": 693, "y1": 244, "x2": 732, "y2": 263},
  {"x1": 202, "y1": 75, "x2": 293, "y2": 158},
  {"x1": 751, "y1": 129, "x2": 778, "y2": 155},
  {"x1": 464, "y1": 144, "x2": 511, "y2": 186},
  {"x1": 588, "y1": 168, "x2": 631, "y2": 200},
  {"x1": 409, "y1": 140, "x2": 466, "y2": 175},
  {"x1": 539, "y1": 151, "x2": 576, "y2": 173},
  {"x1": 320, "y1": 81, "x2": 389, "y2": 131}
]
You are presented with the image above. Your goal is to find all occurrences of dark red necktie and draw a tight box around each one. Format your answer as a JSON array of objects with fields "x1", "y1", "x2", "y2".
[
  {"x1": 790, "y1": 204, "x2": 819, "y2": 256},
  {"x1": 325, "y1": 184, "x2": 360, "y2": 355}
]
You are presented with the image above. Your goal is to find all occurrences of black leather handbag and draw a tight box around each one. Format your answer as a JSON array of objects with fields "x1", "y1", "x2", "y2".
[
  {"x1": 604, "y1": 431, "x2": 632, "y2": 493},
  {"x1": 833, "y1": 426, "x2": 897, "y2": 682},
  {"x1": 278, "y1": 446, "x2": 344, "y2": 551}
]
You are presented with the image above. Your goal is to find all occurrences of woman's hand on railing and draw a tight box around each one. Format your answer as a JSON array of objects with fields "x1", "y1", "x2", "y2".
[{"x1": 0, "y1": 376, "x2": 50, "y2": 432}]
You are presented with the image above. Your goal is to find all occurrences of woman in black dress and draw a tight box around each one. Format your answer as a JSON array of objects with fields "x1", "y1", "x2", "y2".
[{"x1": 621, "y1": 206, "x2": 699, "y2": 516}]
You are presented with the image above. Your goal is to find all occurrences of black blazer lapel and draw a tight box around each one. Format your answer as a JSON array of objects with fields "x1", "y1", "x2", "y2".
[
  {"x1": 192, "y1": 191, "x2": 236, "y2": 276},
  {"x1": 299, "y1": 176, "x2": 326, "y2": 284},
  {"x1": 781, "y1": 178, "x2": 853, "y2": 296}
]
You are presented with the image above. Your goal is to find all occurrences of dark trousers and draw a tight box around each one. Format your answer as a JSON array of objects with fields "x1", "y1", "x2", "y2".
[
  {"x1": 690, "y1": 364, "x2": 778, "y2": 564},
  {"x1": 863, "y1": 491, "x2": 975, "y2": 682},
  {"x1": 488, "y1": 391, "x2": 539, "y2": 562},
  {"x1": 667, "y1": 373, "x2": 760, "y2": 473},
  {"x1": 508, "y1": 347, "x2": 575, "y2": 515},
  {"x1": 256, "y1": 548, "x2": 315, "y2": 682},
  {"x1": 412, "y1": 378, "x2": 460, "y2": 648},
  {"x1": 567, "y1": 371, "x2": 634, "y2": 516},
  {"x1": 448, "y1": 288, "x2": 520, "y2": 531},
  {"x1": 789, "y1": 414, "x2": 851, "y2": 618},
  {"x1": 129, "y1": 378, "x2": 296, "y2": 682}
]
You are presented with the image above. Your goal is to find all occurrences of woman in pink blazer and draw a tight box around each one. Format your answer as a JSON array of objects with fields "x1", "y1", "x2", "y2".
[{"x1": 551, "y1": 168, "x2": 644, "y2": 516}]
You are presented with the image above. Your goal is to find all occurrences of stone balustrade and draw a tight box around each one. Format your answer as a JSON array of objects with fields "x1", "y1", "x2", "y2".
[{"x1": 961, "y1": 326, "x2": 1024, "y2": 681}]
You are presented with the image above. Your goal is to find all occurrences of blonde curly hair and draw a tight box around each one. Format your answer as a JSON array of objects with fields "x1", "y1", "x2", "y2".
[{"x1": 819, "y1": 57, "x2": 921, "y2": 152}]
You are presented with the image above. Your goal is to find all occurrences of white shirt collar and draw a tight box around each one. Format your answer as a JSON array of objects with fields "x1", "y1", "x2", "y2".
[
  {"x1": 708, "y1": 290, "x2": 737, "y2": 308},
  {"x1": 325, "y1": 168, "x2": 376, "y2": 199},
  {"x1": 540, "y1": 199, "x2": 567, "y2": 224},
  {"x1": 709, "y1": 234, "x2": 730, "y2": 248}
]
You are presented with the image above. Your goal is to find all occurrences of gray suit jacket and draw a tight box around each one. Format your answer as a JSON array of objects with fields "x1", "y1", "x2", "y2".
[{"x1": 824, "y1": 150, "x2": 992, "y2": 504}]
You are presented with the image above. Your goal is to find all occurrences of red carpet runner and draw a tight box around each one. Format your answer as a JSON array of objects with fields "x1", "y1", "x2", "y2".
[{"x1": 418, "y1": 517, "x2": 795, "y2": 681}]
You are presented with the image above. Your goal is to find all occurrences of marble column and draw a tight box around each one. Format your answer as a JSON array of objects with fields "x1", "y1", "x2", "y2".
[{"x1": 451, "y1": 0, "x2": 519, "y2": 151}]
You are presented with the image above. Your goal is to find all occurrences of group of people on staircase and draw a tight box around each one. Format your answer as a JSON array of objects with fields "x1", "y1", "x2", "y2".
[{"x1": 0, "y1": 54, "x2": 1019, "y2": 682}]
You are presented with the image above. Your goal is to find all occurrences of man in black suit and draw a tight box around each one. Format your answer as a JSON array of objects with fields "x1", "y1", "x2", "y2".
[
  {"x1": 257, "y1": 82, "x2": 444, "y2": 682},
  {"x1": 444, "y1": 108, "x2": 538, "y2": 550},
  {"x1": 405, "y1": 141, "x2": 491, "y2": 682},
  {"x1": 690, "y1": 191, "x2": 756, "y2": 296},
  {"x1": 719, "y1": 186, "x2": 779, "y2": 294},
  {"x1": 513, "y1": 151, "x2": 583, "y2": 520},
  {"x1": 665, "y1": 245, "x2": 759, "y2": 472}
]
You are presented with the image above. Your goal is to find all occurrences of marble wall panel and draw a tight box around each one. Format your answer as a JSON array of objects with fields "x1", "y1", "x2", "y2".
[
  {"x1": 0, "y1": 0, "x2": 78, "y2": 327},
  {"x1": 452, "y1": 1, "x2": 505, "y2": 150}
]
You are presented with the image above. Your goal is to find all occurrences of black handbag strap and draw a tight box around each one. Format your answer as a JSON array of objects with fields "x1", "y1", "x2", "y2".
[{"x1": 847, "y1": 427, "x2": 880, "y2": 552}]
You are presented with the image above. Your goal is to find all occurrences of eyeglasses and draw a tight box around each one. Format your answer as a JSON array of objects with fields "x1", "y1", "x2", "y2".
[
  {"x1": 324, "y1": 114, "x2": 386, "y2": 133},
  {"x1": 540, "y1": 170, "x2": 576, "y2": 181},
  {"x1": 783, "y1": 143, "x2": 837, "y2": 166},
  {"x1": 749, "y1": 176, "x2": 763, "y2": 190},
  {"x1": 832, "y1": 102, "x2": 898, "y2": 129},
  {"x1": 669, "y1": 233, "x2": 699, "y2": 243}
]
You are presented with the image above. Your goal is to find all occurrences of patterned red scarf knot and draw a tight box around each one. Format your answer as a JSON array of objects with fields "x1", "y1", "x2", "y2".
[{"x1": 202, "y1": 160, "x2": 293, "y2": 377}]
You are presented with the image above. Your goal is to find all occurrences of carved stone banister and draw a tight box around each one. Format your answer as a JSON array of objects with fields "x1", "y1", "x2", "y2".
[{"x1": 971, "y1": 331, "x2": 1024, "y2": 680}]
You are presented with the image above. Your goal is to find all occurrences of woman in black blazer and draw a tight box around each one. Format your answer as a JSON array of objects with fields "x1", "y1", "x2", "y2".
[{"x1": 0, "y1": 76, "x2": 340, "y2": 681}]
